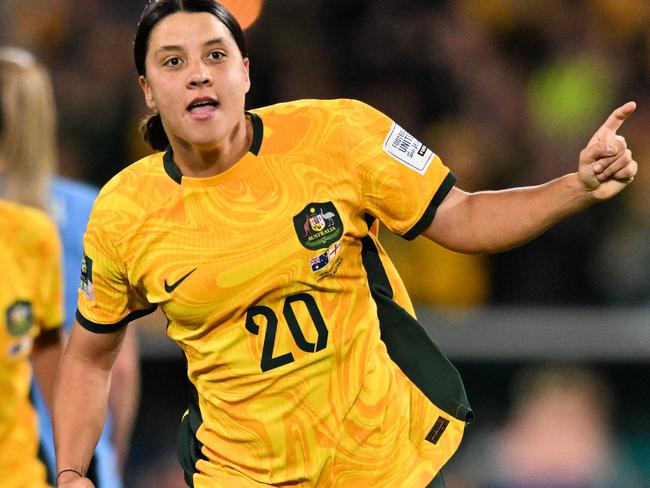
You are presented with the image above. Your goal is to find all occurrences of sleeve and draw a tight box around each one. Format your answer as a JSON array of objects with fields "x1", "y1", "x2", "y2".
[
  {"x1": 76, "y1": 201, "x2": 155, "y2": 333},
  {"x1": 35, "y1": 215, "x2": 64, "y2": 332},
  {"x1": 343, "y1": 99, "x2": 456, "y2": 240}
]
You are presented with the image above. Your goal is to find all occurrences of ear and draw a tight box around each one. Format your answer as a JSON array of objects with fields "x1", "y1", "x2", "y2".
[
  {"x1": 242, "y1": 57, "x2": 251, "y2": 95},
  {"x1": 139, "y1": 75, "x2": 157, "y2": 112}
]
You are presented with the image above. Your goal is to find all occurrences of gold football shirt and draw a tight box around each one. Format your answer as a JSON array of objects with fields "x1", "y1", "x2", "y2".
[{"x1": 78, "y1": 99, "x2": 472, "y2": 487}]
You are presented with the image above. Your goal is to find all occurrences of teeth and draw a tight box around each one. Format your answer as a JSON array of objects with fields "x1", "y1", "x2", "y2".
[{"x1": 190, "y1": 100, "x2": 215, "y2": 109}]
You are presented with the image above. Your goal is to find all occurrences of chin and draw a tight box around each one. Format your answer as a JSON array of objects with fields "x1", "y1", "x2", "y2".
[
  {"x1": 186, "y1": 128, "x2": 225, "y2": 148},
  {"x1": 177, "y1": 115, "x2": 240, "y2": 149}
]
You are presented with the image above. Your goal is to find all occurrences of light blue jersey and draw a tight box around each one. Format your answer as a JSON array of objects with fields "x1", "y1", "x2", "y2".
[{"x1": 34, "y1": 176, "x2": 123, "y2": 488}]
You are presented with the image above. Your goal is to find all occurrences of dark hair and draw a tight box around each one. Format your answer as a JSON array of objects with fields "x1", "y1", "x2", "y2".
[{"x1": 134, "y1": 0, "x2": 248, "y2": 150}]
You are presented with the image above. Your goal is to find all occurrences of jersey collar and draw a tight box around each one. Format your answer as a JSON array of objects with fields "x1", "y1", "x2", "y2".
[{"x1": 163, "y1": 111, "x2": 264, "y2": 185}]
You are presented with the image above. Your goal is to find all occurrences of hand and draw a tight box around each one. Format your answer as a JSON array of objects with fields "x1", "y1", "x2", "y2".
[
  {"x1": 56, "y1": 471, "x2": 95, "y2": 488},
  {"x1": 58, "y1": 478, "x2": 95, "y2": 488},
  {"x1": 58, "y1": 482, "x2": 95, "y2": 488},
  {"x1": 578, "y1": 101, "x2": 637, "y2": 200}
]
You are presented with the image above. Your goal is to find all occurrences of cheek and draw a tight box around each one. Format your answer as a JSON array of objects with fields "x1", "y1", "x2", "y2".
[
  {"x1": 227, "y1": 71, "x2": 250, "y2": 100},
  {"x1": 238, "y1": 63, "x2": 250, "y2": 89},
  {"x1": 149, "y1": 82, "x2": 180, "y2": 113}
]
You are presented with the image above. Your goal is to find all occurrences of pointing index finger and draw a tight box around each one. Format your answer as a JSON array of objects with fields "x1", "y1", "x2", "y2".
[{"x1": 599, "y1": 101, "x2": 637, "y2": 135}]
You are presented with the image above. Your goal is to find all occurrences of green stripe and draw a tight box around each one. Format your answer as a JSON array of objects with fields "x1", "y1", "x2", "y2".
[
  {"x1": 360, "y1": 234, "x2": 473, "y2": 422},
  {"x1": 177, "y1": 369, "x2": 207, "y2": 487},
  {"x1": 426, "y1": 470, "x2": 446, "y2": 488},
  {"x1": 402, "y1": 172, "x2": 457, "y2": 241}
]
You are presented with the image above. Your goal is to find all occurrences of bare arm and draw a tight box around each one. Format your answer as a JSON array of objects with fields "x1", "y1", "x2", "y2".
[
  {"x1": 53, "y1": 320, "x2": 127, "y2": 487},
  {"x1": 424, "y1": 102, "x2": 638, "y2": 254},
  {"x1": 108, "y1": 326, "x2": 140, "y2": 472},
  {"x1": 32, "y1": 328, "x2": 64, "y2": 409}
]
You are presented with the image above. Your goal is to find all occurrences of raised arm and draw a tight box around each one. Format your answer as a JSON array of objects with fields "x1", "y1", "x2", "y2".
[
  {"x1": 53, "y1": 321, "x2": 127, "y2": 488},
  {"x1": 424, "y1": 102, "x2": 637, "y2": 254}
]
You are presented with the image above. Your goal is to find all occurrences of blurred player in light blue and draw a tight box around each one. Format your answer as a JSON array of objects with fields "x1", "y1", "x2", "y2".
[{"x1": 0, "y1": 46, "x2": 139, "y2": 488}]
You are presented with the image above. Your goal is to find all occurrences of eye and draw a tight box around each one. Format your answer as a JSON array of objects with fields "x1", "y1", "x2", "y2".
[
  {"x1": 208, "y1": 51, "x2": 225, "y2": 62},
  {"x1": 163, "y1": 56, "x2": 182, "y2": 67}
]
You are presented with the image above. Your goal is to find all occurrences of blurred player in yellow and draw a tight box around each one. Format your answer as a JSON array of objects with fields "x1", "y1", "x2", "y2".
[
  {"x1": 0, "y1": 47, "x2": 139, "y2": 488},
  {"x1": 0, "y1": 201, "x2": 63, "y2": 488},
  {"x1": 53, "y1": 1, "x2": 637, "y2": 487},
  {"x1": 0, "y1": 47, "x2": 65, "y2": 488}
]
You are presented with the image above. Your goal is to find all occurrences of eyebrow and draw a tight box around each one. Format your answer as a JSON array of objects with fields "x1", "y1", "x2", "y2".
[{"x1": 155, "y1": 38, "x2": 228, "y2": 55}]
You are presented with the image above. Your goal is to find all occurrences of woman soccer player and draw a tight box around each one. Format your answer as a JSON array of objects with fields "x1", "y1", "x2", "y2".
[{"x1": 53, "y1": 1, "x2": 637, "y2": 487}]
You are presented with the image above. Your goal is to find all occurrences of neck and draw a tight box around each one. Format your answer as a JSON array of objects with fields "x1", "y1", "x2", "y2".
[{"x1": 170, "y1": 115, "x2": 252, "y2": 178}]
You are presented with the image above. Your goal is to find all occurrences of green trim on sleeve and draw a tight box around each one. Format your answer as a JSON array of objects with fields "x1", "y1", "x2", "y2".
[
  {"x1": 402, "y1": 172, "x2": 457, "y2": 241},
  {"x1": 75, "y1": 305, "x2": 158, "y2": 333}
]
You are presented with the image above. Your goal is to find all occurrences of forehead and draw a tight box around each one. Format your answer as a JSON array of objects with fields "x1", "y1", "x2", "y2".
[{"x1": 148, "y1": 11, "x2": 234, "y2": 50}]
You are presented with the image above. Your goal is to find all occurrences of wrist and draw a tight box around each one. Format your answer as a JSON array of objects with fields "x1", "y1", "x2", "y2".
[
  {"x1": 566, "y1": 172, "x2": 599, "y2": 204},
  {"x1": 56, "y1": 468, "x2": 84, "y2": 486}
]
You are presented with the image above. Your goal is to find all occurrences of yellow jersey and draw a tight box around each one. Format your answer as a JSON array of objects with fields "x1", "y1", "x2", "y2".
[
  {"x1": 78, "y1": 99, "x2": 473, "y2": 487},
  {"x1": 0, "y1": 200, "x2": 63, "y2": 488}
]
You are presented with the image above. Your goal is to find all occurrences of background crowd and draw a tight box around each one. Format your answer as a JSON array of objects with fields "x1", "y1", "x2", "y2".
[{"x1": 2, "y1": 0, "x2": 649, "y2": 486}]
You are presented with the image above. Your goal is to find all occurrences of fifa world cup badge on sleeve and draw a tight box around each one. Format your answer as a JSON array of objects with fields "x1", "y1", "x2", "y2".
[
  {"x1": 79, "y1": 253, "x2": 95, "y2": 301},
  {"x1": 383, "y1": 122, "x2": 435, "y2": 175}
]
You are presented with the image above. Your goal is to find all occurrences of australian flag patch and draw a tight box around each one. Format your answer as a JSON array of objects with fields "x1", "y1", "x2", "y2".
[{"x1": 310, "y1": 251, "x2": 329, "y2": 272}]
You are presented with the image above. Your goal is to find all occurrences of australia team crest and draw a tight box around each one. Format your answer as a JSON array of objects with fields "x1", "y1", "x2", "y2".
[
  {"x1": 293, "y1": 202, "x2": 344, "y2": 250},
  {"x1": 6, "y1": 300, "x2": 34, "y2": 336}
]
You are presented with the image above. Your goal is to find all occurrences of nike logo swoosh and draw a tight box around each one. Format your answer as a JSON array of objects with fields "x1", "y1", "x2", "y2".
[{"x1": 164, "y1": 268, "x2": 197, "y2": 293}]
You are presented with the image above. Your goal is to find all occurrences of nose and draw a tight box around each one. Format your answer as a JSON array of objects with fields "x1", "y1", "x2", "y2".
[{"x1": 187, "y1": 70, "x2": 213, "y2": 88}]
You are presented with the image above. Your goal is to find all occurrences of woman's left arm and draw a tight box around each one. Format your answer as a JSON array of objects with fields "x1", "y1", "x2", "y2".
[{"x1": 424, "y1": 102, "x2": 638, "y2": 254}]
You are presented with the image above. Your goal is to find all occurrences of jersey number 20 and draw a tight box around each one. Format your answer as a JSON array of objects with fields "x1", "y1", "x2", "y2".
[{"x1": 245, "y1": 293, "x2": 329, "y2": 372}]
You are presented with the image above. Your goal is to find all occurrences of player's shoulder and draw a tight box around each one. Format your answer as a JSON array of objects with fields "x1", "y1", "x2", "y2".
[
  {"x1": 93, "y1": 151, "x2": 169, "y2": 209},
  {"x1": 0, "y1": 199, "x2": 59, "y2": 247},
  {"x1": 251, "y1": 99, "x2": 387, "y2": 151},
  {"x1": 252, "y1": 98, "x2": 380, "y2": 120},
  {"x1": 0, "y1": 199, "x2": 56, "y2": 231}
]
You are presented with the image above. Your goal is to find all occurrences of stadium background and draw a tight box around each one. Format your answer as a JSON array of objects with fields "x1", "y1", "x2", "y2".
[{"x1": 2, "y1": 0, "x2": 649, "y2": 485}]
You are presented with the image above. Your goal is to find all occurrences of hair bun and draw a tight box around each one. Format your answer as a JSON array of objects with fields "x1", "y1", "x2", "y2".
[{"x1": 141, "y1": 113, "x2": 169, "y2": 151}]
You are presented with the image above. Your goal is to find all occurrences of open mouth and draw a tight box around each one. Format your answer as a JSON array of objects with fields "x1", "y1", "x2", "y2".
[{"x1": 187, "y1": 97, "x2": 219, "y2": 112}]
